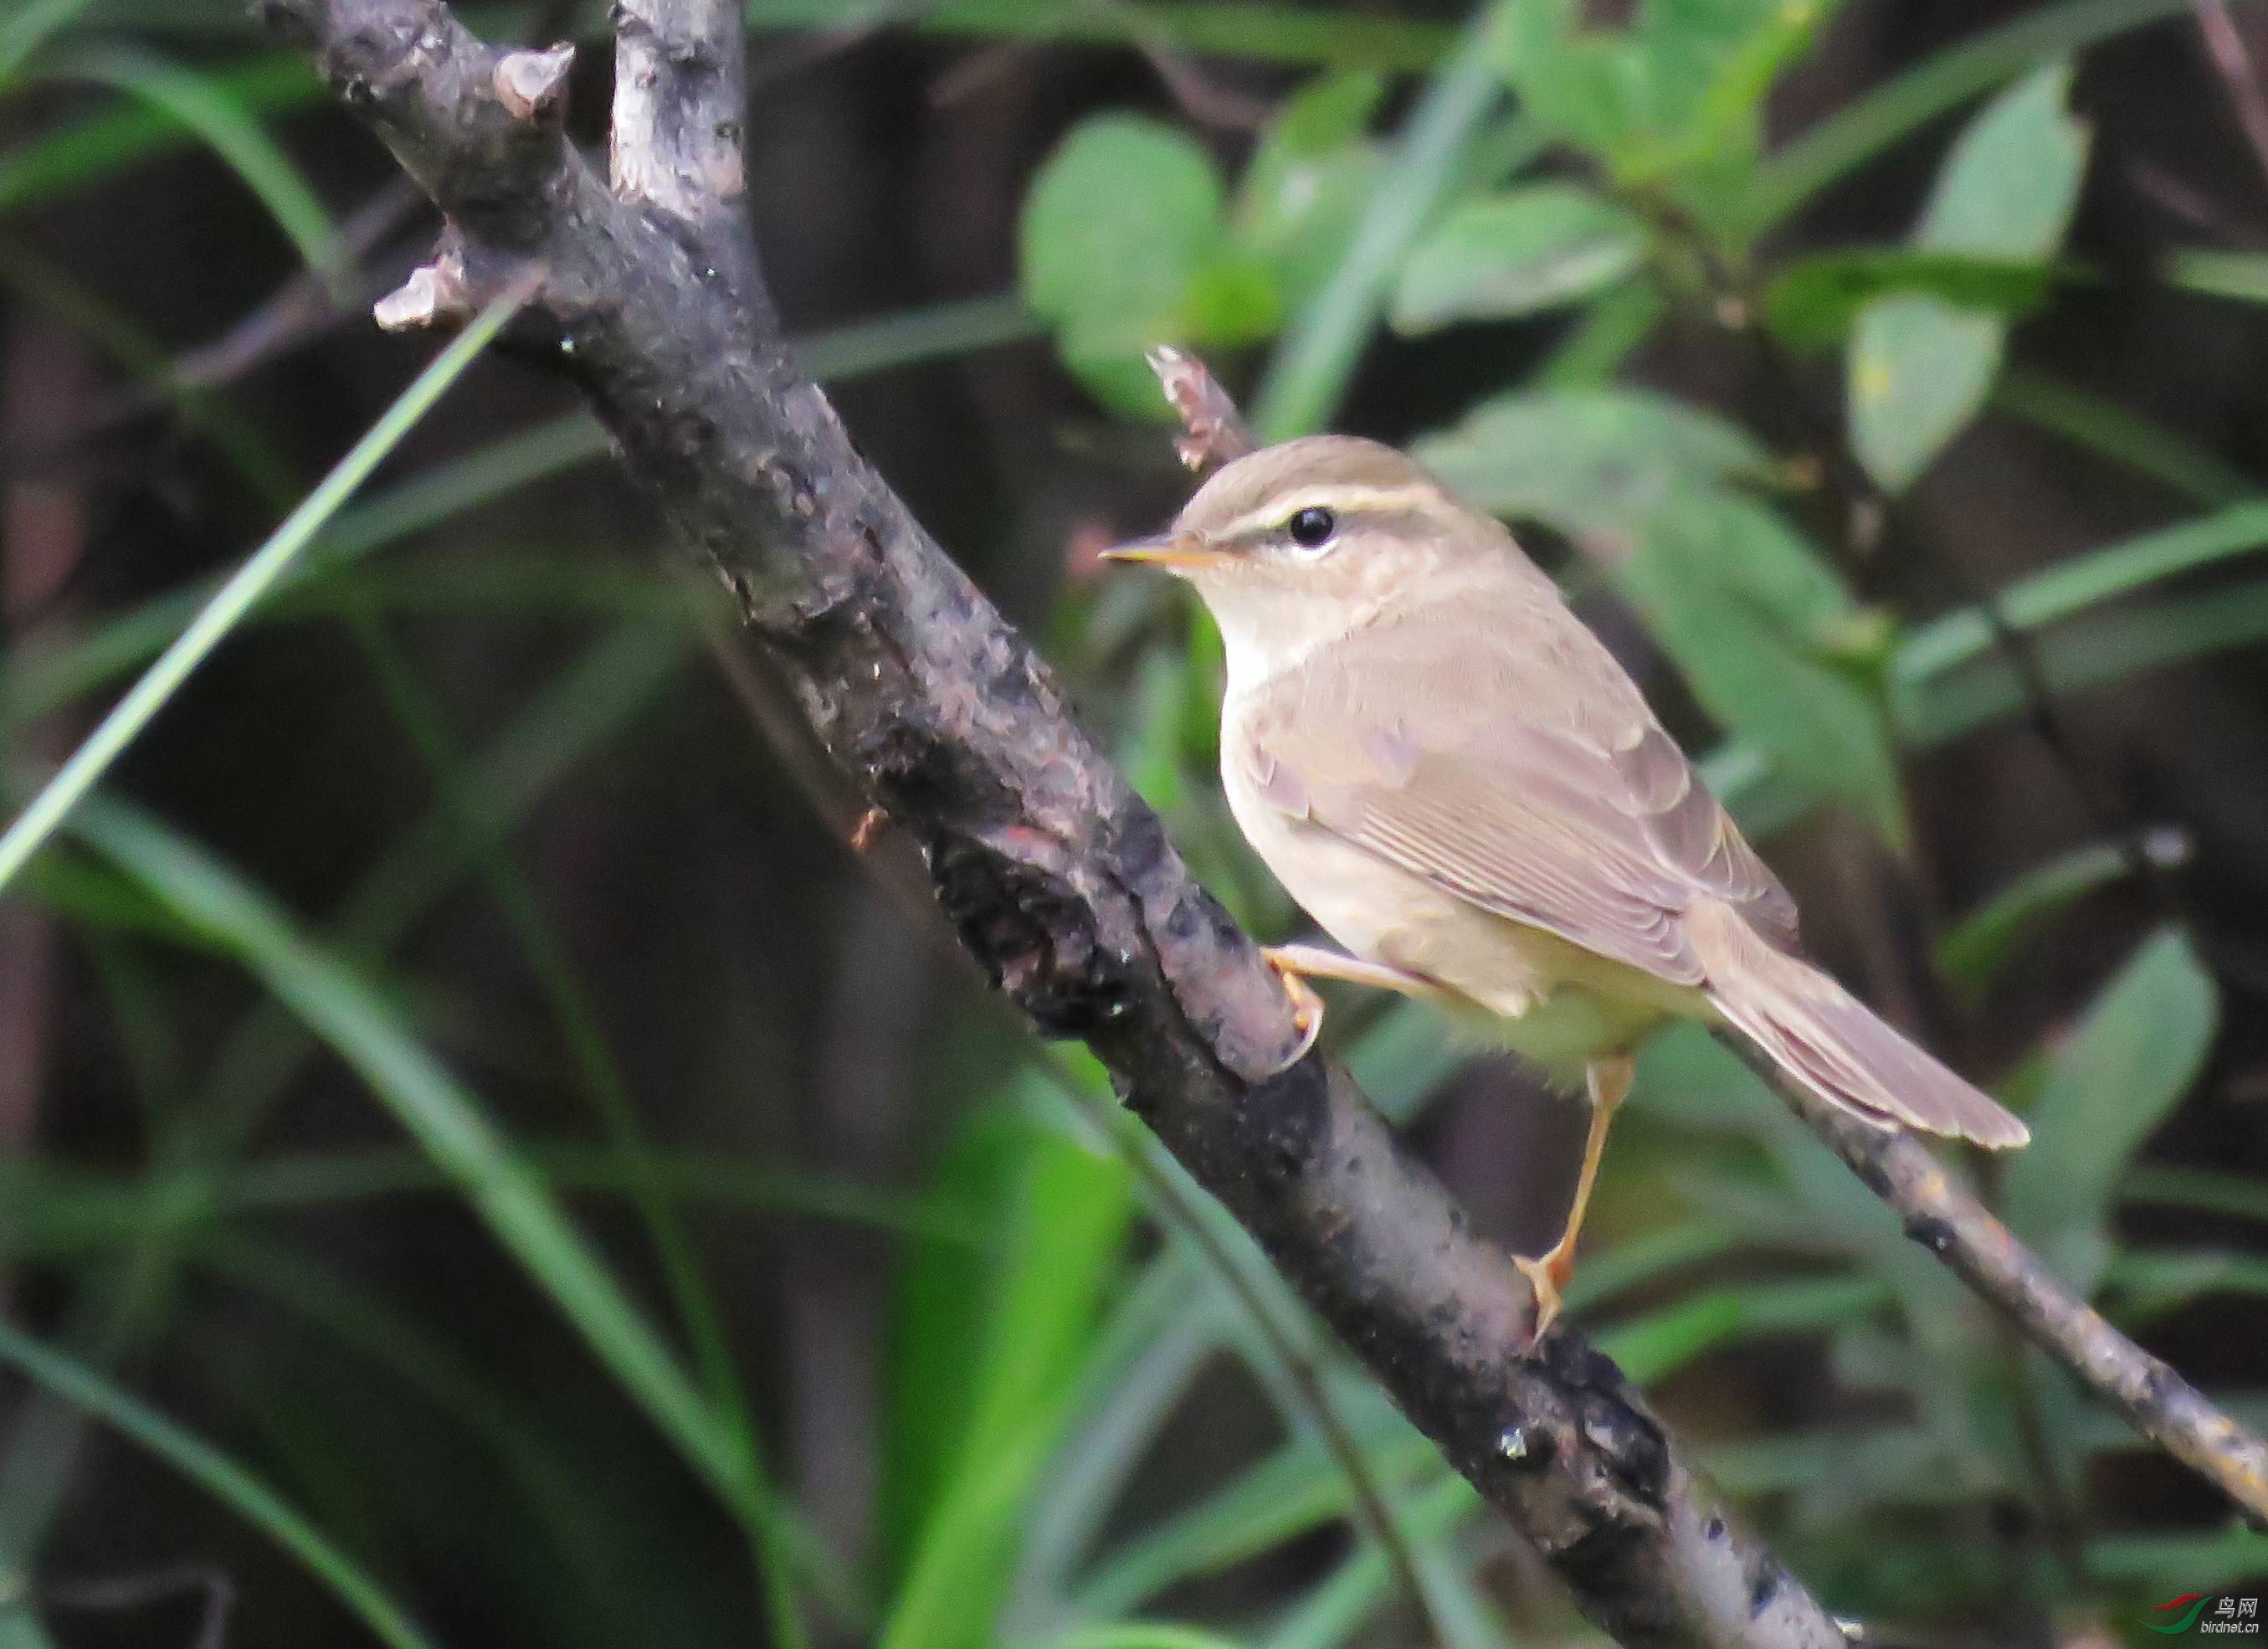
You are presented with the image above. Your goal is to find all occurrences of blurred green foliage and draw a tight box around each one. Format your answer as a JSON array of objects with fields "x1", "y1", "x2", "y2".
[{"x1": 7, "y1": 0, "x2": 2268, "y2": 1647}]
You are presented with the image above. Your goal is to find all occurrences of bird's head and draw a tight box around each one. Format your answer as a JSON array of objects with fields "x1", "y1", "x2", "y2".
[{"x1": 1103, "y1": 435, "x2": 1502, "y2": 681}]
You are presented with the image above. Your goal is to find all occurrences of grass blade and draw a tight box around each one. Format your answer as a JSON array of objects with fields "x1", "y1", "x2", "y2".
[
  {"x1": 1994, "y1": 368, "x2": 2259, "y2": 508},
  {"x1": 1251, "y1": 3, "x2": 1512, "y2": 441},
  {"x1": 8, "y1": 290, "x2": 1033, "y2": 727},
  {"x1": 0, "y1": 0, "x2": 97, "y2": 87},
  {"x1": 0, "y1": 289, "x2": 523, "y2": 896},
  {"x1": 344, "y1": 602, "x2": 757, "y2": 1473},
  {"x1": 44, "y1": 44, "x2": 342, "y2": 283},
  {"x1": 70, "y1": 796, "x2": 807, "y2": 1647},
  {"x1": 0, "y1": 54, "x2": 313, "y2": 213},
  {"x1": 0, "y1": 1315, "x2": 440, "y2": 1649},
  {"x1": 1893, "y1": 501, "x2": 2268, "y2": 689}
]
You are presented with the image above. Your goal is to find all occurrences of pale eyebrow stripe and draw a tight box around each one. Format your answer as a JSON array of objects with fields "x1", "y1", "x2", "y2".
[{"x1": 1210, "y1": 483, "x2": 1455, "y2": 543}]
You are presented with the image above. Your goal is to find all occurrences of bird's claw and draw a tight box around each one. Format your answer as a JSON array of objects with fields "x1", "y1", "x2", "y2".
[
  {"x1": 1261, "y1": 948, "x2": 1326, "y2": 1071},
  {"x1": 1514, "y1": 1249, "x2": 1574, "y2": 1343}
]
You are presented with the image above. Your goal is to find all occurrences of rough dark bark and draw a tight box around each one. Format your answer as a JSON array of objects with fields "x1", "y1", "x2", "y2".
[
  {"x1": 257, "y1": 1, "x2": 1848, "y2": 1641},
  {"x1": 253, "y1": 0, "x2": 2268, "y2": 1641},
  {"x1": 1761, "y1": 1056, "x2": 2268, "y2": 1518}
]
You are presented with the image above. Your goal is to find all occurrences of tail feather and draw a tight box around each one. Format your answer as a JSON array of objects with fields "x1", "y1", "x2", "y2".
[{"x1": 1686, "y1": 899, "x2": 2029, "y2": 1149}]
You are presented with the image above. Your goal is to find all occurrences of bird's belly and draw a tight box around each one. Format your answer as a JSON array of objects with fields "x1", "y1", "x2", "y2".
[{"x1": 1223, "y1": 768, "x2": 1691, "y2": 1076}]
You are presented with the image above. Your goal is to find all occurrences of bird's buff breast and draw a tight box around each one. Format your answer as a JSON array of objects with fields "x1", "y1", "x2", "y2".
[{"x1": 1219, "y1": 746, "x2": 1684, "y2": 1080}]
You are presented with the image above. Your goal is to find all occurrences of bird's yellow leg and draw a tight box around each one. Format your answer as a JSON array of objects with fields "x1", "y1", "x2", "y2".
[
  {"x1": 1516, "y1": 1054, "x2": 1634, "y2": 1338},
  {"x1": 1261, "y1": 943, "x2": 1437, "y2": 1066}
]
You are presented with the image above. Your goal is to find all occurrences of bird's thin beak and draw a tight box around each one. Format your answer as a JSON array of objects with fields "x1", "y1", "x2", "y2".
[{"x1": 1100, "y1": 532, "x2": 1224, "y2": 571}]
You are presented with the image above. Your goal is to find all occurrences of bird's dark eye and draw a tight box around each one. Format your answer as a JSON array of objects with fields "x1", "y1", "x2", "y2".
[{"x1": 1286, "y1": 506, "x2": 1337, "y2": 549}]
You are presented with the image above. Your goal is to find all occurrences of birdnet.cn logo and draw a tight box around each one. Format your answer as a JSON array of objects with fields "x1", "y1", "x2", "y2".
[{"x1": 2147, "y1": 1595, "x2": 2262, "y2": 1634}]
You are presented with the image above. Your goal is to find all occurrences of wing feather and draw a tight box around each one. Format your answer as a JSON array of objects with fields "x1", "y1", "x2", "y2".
[{"x1": 1235, "y1": 588, "x2": 1798, "y2": 986}]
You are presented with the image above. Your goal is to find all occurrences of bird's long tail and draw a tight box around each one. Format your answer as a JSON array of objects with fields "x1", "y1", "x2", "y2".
[{"x1": 1686, "y1": 898, "x2": 2029, "y2": 1148}]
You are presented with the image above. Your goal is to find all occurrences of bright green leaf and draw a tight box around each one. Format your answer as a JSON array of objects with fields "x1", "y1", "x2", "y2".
[
  {"x1": 880, "y1": 1074, "x2": 1133, "y2": 1649},
  {"x1": 1020, "y1": 115, "x2": 1231, "y2": 414},
  {"x1": 1847, "y1": 60, "x2": 2089, "y2": 491},
  {"x1": 1389, "y1": 183, "x2": 1645, "y2": 332},
  {"x1": 2003, "y1": 927, "x2": 2218, "y2": 1294},
  {"x1": 1849, "y1": 295, "x2": 2005, "y2": 494},
  {"x1": 1619, "y1": 496, "x2": 1906, "y2": 842},
  {"x1": 1500, "y1": 0, "x2": 1840, "y2": 228},
  {"x1": 1185, "y1": 247, "x2": 1283, "y2": 344},
  {"x1": 1917, "y1": 61, "x2": 2091, "y2": 258},
  {"x1": 1411, "y1": 386, "x2": 1768, "y2": 533}
]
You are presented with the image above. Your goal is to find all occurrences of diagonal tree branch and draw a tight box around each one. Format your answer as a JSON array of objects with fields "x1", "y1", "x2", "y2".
[
  {"x1": 1761, "y1": 1061, "x2": 2268, "y2": 1518},
  {"x1": 251, "y1": 0, "x2": 2268, "y2": 1640},
  {"x1": 254, "y1": 1, "x2": 1850, "y2": 1642}
]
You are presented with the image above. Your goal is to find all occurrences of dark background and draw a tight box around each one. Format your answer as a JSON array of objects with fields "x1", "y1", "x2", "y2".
[{"x1": 7, "y1": 1, "x2": 2268, "y2": 1646}]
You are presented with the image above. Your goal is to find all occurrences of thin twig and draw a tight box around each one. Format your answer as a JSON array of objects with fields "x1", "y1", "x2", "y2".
[
  {"x1": 40, "y1": 1563, "x2": 235, "y2": 1649},
  {"x1": 0, "y1": 180, "x2": 428, "y2": 480},
  {"x1": 1747, "y1": 1045, "x2": 2268, "y2": 1521},
  {"x1": 1148, "y1": 346, "x2": 1253, "y2": 470}
]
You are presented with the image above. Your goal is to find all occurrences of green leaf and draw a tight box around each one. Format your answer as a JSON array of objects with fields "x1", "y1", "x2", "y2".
[
  {"x1": 2105, "y1": 1246, "x2": 2268, "y2": 1323},
  {"x1": 1074, "y1": 1421, "x2": 1435, "y2": 1617},
  {"x1": 1893, "y1": 501, "x2": 2268, "y2": 694},
  {"x1": 1847, "y1": 296, "x2": 2001, "y2": 493},
  {"x1": 1765, "y1": 249, "x2": 2060, "y2": 349},
  {"x1": 1389, "y1": 184, "x2": 1645, "y2": 333},
  {"x1": 1848, "y1": 61, "x2": 2090, "y2": 492},
  {"x1": 2091, "y1": 1526, "x2": 2268, "y2": 1593},
  {"x1": 1994, "y1": 367, "x2": 2260, "y2": 507},
  {"x1": 1410, "y1": 386, "x2": 1768, "y2": 534},
  {"x1": 1020, "y1": 115, "x2": 1255, "y2": 415},
  {"x1": 1038, "y1": 1627, "x2": 1255, "y2": 1649},
  {"x1": 1746, "y1": 0, "x2": 2183, "y2": 235},
  {"x1": 1499, "y1": 0, "x2": 1840, "y2": 229},
  {"x1": 0, "y1": 53, "x2": 316, "y2": 214},
  {"x1": 1596, "y1": 1277, "x2": 1890, "y2": 1385},
  {"x1": 2126, "y1": 1163, "x2": 2268, "y2": 1227},
  {"x1": 1260, "y1": 1475, "x2": 1483, "y2": 1649},
  {"x1": 2003, "y1": 927, "x2": 2218, "y2": 1293},
  {"x1": 0, "y1": 0, "x2": 96, "y2": 86},
  {"x1": 1619, "y1": 496, "x2": 1906, "y2": 841},
  {"x1": 1917, "y1": 66, "x2": 2091, "y2": 259}
]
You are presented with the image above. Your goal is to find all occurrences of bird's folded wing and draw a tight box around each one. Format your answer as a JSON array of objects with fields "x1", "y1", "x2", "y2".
[{"x1": 1236, "y1": 609, "x2": 1799, "y2": 988}]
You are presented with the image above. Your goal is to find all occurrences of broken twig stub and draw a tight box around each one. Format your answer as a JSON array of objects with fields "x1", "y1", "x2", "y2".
[{"x1": 1148, "y1": 345, "x2": 1255, "y2": 470}]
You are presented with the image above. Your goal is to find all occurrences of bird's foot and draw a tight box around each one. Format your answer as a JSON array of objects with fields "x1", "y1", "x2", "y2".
[
  {"x1": 1514, "y1": 1246, "x2": 1576, "y2": 1343},
  {"x1": 1260, "y1": 947, "x2": 1327, "y2": 1071}
]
